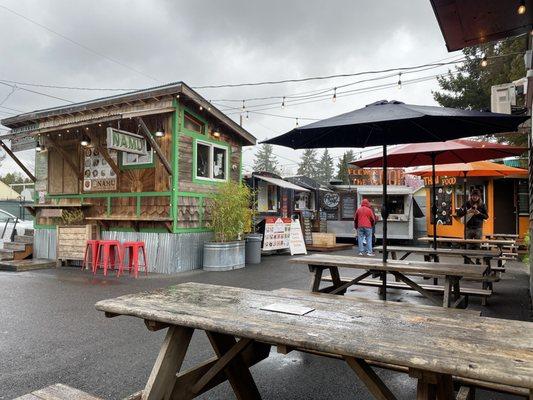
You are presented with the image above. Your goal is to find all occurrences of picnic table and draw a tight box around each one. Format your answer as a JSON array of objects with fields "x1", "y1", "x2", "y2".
[
  {"x1": 374, "y1": 245, "x2": 499, "y2": 265},
  {"x1": 95, "y1": 282, "x2": 533, "y2": 399},
  {"x1": 417, "y1": 236, "x2": 515, "y2": 253},
  {"x1": 290, "y1": 254, "x2": 488, "y2": 308}
]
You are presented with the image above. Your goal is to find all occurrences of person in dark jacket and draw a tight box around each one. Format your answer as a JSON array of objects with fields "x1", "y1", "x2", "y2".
[
  {"x1": 354, "y1": 198, "x2": 376, "y2": 256},
  {"x1": 456, "y1": 189, "x2": 488, "y2": 247}
]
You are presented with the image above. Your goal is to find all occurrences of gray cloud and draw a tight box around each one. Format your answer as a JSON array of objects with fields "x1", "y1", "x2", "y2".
[{"x1": 0, "y1": 0, "x2": 459, "y2": 175}]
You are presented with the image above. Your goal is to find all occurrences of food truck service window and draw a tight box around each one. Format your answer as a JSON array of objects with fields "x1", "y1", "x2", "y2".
[
  {"x1": 257, "y1": 183, "x2": 278, "y2": 212},
  {"x1": 195, "y1": 140, "x2": 228, "y2": 181},
  {"x1": 365, "y1": 195, "x2": 405, "y2": 215},
  {"x1": 122, "y1": 143, "x2": 154, "y2": 167}
]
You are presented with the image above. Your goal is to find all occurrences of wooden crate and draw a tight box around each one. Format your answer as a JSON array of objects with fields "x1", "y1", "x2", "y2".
[
  {"x1": 311, "y1": 232, "x2": 336, "y2": 247},
  {"x1": 57, "y1": 225, "x2": 99, "y2": 262}
]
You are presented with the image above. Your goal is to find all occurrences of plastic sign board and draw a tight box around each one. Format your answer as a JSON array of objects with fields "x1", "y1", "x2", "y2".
[
  {"x1": 262, "y1": 217, "x2": 291, "y2": 251},
  {"x1": 106, "y1": 127, "x2": 147, "y2": 155},
  {"x1": 289, "y1": 219, "x2": 307, "y2": 255}
]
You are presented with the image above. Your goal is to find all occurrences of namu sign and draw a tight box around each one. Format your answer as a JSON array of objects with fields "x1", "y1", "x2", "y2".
[{"x1": 106, "y1": 127, "x2": 147, "y2": 155}]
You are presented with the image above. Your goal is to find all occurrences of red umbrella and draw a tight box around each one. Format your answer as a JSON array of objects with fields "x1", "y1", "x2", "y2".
[{"x1": 351, "y1": 139, "x2": 526, "y2": 248}]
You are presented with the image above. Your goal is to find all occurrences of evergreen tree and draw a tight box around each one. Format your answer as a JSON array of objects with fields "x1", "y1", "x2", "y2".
[
  {"x1": 297, "y1": 149, "x2": 318, "y2": 179},
  {"x1": 336, "y1": 150, "x2": 355, "y2": 184},
  {"x1": 433, "y1": 36, "x2": 527, "y2": 145},
  {"x1": 0, "y1": 172, "x2": 31, "y2": 193},
  {"x1": 252, "y1": 144, "x2": 280, "y2": 174},
  {"x1": 316, "y1": 149, "x2": 334, "y2": 184}
]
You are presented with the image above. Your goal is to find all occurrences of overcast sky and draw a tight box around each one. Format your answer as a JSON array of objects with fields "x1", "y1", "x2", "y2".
[{"x1": 0, "y1": 0, "x2": 461, "y2": 176}]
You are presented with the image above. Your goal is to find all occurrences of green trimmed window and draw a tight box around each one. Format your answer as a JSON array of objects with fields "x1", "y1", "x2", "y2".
[
  {"x1": 184, "y1": 112, "x2": 205, "y2": 134},
  {"x1": 195, "y1": 140, "x2": 228, "y2": 181}
]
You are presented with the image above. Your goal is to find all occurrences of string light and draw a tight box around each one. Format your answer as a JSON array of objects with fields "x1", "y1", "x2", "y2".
[
  {"x1": 246, "y1": 111, "x2": 249, "y2": 119},
  {"x1": 281, "y1": 96, "x2": 286, "y2": 109},
  {"x1": 332, "y1": 87, "x2": 337, "y2": 102},
  {"x1": 242, "y1": 100, "x2": 246, "y2": 111},
  {"x1": 480, "y1": 55, "x2": 488, "y2": 67},
  {"x1": 397, "y1": 72, "x2": 402, "y2": 89},
  {"x1": 295, "y1": 117, "x2": 299, "y2": 127},
  {"x1": 517, "y1": 0, "x2": 526, "y2": 14},
  {"x1": 199, "y1": 105, "x2": 203, "y2": 111}
]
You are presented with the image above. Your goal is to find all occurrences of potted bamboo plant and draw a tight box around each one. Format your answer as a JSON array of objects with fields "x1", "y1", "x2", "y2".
[{"x1": 203, "y1": 181, "x2": 253, "y2": 271}]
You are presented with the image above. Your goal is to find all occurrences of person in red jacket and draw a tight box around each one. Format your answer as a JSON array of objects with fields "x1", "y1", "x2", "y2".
[{"x1": 354, "y1": 198, "x2": 376, "y2": 256}]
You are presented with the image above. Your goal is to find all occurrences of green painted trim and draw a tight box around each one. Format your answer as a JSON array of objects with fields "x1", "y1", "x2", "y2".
[
  {"x1": 46, "y1": 192, "x2": 171, "y2": 199},
  {"x1": 34, "y1": 224, "x2": 56, "y2": 230},
  {"x1": 174, "y1": 227, "x2": 213, "y2": 233},
  {"x1": 171, "y1": 99, "x2": 180, "y2": 233},
  {"x1": 106, "y1": 226, "x2": 168, "y2": 233},
  {"x1": 192, "y1": 137, "x2": 231, "y2": 186},
  {"x1": 239, "y1": 150, "x2": 243, "y2": 182},
  {"x1": 176, "y1": 191, "x2": 214, "y2": 198},
  {"x1": 106, "y1": 197, "x2": 111, "y2": 216}
]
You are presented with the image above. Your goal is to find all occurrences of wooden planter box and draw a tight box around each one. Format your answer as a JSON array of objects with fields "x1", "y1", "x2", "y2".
[
  {"x1": 57, "y1": 225, "x2": 99, "y2": 264},
  {"x1": 312, "y1": 233, "x2": 336, "y2": 247}
]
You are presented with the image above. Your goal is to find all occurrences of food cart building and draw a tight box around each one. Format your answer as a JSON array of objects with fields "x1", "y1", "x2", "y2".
[{"x1": 0, "y1": 82, "x2": 256, "y2": 273}]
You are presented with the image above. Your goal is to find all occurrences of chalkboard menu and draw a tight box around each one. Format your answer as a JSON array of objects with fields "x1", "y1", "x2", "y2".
[
  {"x1": 300, "y1": 217, "x2": 313, "y2": 245},
  {"x1": 340, "y1": 193, "x2": 357, "y2": 220},
  {"x1": 318, "y1": 211, "x2": 327, "y2": 233},
  {"x1": 433, "y1": 186, "x2": 453, "y2": 225}
]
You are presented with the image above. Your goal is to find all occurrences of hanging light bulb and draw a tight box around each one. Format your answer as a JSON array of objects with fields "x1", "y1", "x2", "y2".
[
  {"x1": 281, "y1": 96, "x2": 286, "y2": 109},
  {"x1": 480, "y1": 55, "x2": 488, "y2": 67},
  {"x1": 199, "y1": 105, "x2": 203, "y2": 111},
  {"x1": 397, "y1": 72, "x2": 402, "y2": 89},
  {"x1": 35, "y1": 144, "x2": 42, "y2": 152},
  {"x1": 517, "y1": 0, "x2": 526, "y2": 14},
  {"x1": 332, "y1": 88, "x2": 337, "y2": 102},
  {"x1": 246, "y1": 111, "x2": 249, "y2": 119},
  {"x1": 80, "y1": 137, "x2": 90, "y2": 147},
  {"x1": 207, "y1": 102, "x2": 211, "y2": 111}
]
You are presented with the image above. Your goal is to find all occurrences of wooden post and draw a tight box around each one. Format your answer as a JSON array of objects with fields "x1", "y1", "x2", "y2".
[
  {"x1": 135, "y1": 117, "x2": 172, "y2": 175},
  {"x1": 0, "y1": 140, "x2": 36, "y2": 181}
]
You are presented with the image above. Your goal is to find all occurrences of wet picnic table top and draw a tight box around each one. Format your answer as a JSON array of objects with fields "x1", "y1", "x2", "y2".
[
  {"x1": 374, "y1": 245, "x2": 500, "y2": 257},
  {"x1": 95, "y1": 282, "x2": 533, "y2": 390},
  {"x1": 418, "y1": 237, "x2": 515, "y2": 246},
  {"x1": 290, "y1": 254, "x2": 487, "y2": 279}
]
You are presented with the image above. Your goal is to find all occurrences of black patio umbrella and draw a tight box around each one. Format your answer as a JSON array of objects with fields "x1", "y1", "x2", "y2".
[{"x1": 263, "y1": 100, "x2": 529, "y2": 262}]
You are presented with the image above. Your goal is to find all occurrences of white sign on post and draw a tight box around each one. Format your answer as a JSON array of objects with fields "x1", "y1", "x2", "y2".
[{"x1": 289, "y1": 219, "x2": 307, "y2": 255}]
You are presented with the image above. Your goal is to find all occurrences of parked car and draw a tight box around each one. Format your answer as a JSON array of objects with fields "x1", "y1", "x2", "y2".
[{"x1": 0, "y1": 209, "x2": 33, "y2": 243}]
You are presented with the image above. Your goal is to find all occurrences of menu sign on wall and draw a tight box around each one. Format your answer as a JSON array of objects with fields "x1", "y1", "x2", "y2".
[
  {"x1": 340, "y1": 193, "x2": 357, "y2": 220},
  {"x1": 83, "y1": 147, "x2": 118, "y2": 192},
  {"x1": 262, "y1": 217, "x2": 292, "y2": 251}
]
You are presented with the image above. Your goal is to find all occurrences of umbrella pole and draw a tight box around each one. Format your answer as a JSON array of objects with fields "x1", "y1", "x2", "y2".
[
  {"x1": 382, "y1": 143, "x2": 388, "y2": 262},
  {"x1": 431, "y1": 153, "x2": 437, "y2": 250},
  {"x1": 463, "y1": 171, "x2": 467, "y2": 240}
]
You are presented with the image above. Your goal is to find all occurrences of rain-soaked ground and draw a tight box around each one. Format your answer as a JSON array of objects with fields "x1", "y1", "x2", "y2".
[{"x1": 0, "y1": 248, "x2": 531, "y2": 399}]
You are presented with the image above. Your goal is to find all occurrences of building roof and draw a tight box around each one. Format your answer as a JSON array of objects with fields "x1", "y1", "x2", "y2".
[
  {"x1": 429, "y1": 0, "x2": 532, "y2": 51},
  {"x1": 1, "y1": 81, "x2": 256, "y2": 145},
  {"x1": 255, "y1": 175, "x2": 310, "y2": 192}
]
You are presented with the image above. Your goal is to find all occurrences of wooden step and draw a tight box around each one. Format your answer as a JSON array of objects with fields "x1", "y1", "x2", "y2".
[
  {"x1": 322, "y1": 276, "x2": 492, "y2": 297},
  {"x1": 0, "y1": 249, "x2": 14, "y2": 260},
  {"x1": 14, "y1": 383, "x2": 102, "y2": 399},
  {"x1": 0, "y1": 258, "x2": 56, "y2": 271},
  {"x1": 14, "y1": 234, "x2": 34, "y2": 244},
  {"x1": 3, "y1": 241, "x2": 28, "y2": 251}
]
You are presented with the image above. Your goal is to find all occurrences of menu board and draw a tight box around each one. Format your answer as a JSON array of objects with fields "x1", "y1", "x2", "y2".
[
  {"x1": 318, "y1": 211, "x2": 327, "y2": 233},
  {"x1": 289, "y1": 220, "x2": 307, "y2": 255},
  {"x1": 34, "y1": 150, "x2": 48, "y2": 192},
  {"x1": 300, "y1": 217, "x2": 313, "y2": 245},
  {"x1": 434, "y1": 186, "x2": 453, "y2": 225},
  {"x1": 340, "y1": 193, "x2": 357, "y2": 219},
  {"x1": 262, "y1": 217, "x2": 292, "y2": 250},
  {"x1": 83, "y1": 147, "x2": 118, "y2": 192}
]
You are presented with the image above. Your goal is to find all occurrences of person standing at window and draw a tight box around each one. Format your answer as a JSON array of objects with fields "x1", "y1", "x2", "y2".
[
  {"x1": 354, "y1": 198, "x2": 376, "y2": 256},
  {"x1": 456, "y1": 189, "x2": 489, "y2": 244}
]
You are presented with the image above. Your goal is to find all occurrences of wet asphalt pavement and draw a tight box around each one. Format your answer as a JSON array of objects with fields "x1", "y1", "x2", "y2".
[{"x1": 0, "y1": 249, "x2": 531, "y2": 399}]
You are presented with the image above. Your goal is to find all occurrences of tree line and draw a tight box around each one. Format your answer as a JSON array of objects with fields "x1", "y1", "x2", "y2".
[{"x1": 253, "y1": 143, "x2": 356, "y2": 185}]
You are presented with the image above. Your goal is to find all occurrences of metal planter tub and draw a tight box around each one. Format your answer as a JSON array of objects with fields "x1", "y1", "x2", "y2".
[{"x1": 203, "y1": 240, "x2": 245, "y2": 271}]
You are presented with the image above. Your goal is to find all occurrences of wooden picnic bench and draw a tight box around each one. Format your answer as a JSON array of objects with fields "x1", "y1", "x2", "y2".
[
  {"x1": 95, "y1": 282, "x2": 533, "y2": 400},
  {"x1": 418, "y1": 236, "x2": 515, "y2": 252},
  {"x1": 290, "y1": 254, "x2": 489, "y2": 308}
]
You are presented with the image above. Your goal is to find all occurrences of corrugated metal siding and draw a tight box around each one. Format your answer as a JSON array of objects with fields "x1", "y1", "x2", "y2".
[
  {"x1": 101, "y1": 231, "x2": 213, "y2": 274},
  {"x1": 34, "y1": 228, "x2": 57, "y2": 259}
]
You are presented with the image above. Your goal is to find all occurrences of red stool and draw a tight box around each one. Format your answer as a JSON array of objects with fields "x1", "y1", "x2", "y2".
[
  {"x1": 82, "y1": 240, "x2": 100, "y2": 271},
  {"x1": 94, "y1": 240, "x2": 123, "y2": 276},
  {"x1": 119, "y1": 241, "x2": 148, "y2": 278}
]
